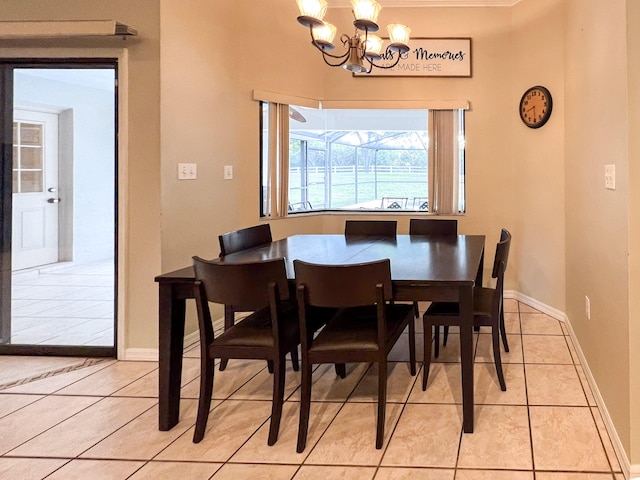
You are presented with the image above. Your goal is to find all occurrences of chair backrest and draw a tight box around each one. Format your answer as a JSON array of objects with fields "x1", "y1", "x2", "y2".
[
  {"x1": 218, "y1": 224, "x2": 272, "y2": 256},
  {"x1": 294, "y1": 259, "x2": 392, "y2": 308},
  {"x1": 490, "y1": 228, "x2": 511, "y2": 317},
  {"x1": 193, "y1": 256, "x2": 289, "y2": 311},
  {"x1": 344, "y1": 220, "x2": 397, "y2": 237},
  {"x1": 491, "y1": 228, "x2": 511, "y2": 280},
  {"x1": 409, "y1": 218, "x2": 458, "y2": 236}
]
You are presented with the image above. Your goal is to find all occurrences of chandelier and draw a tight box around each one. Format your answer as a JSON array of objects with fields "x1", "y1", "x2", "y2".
[{"x1": 295, "y1": 0, "x2": 411, "y2": 74}]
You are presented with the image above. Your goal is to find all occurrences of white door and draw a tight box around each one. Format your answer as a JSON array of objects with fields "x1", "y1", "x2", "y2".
[{"x1": 11, "y1": 109, "x2": 60, "y2": 271}]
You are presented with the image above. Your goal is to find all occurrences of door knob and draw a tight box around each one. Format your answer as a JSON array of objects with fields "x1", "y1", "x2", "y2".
[{"x1": 47, "y1": 198, "x2": 60, "y2": 203}]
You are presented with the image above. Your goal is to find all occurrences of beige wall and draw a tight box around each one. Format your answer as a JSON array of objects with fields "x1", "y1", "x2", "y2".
[
  {"x1": 626, "y1": 0, "x2": 640, "y2": 466},
  {"x1": 565, "y1": 0, "x2": 632, "y2": 458},
  {"x1": 511, "y1": 0, "x2": 566, "y2": 309}
]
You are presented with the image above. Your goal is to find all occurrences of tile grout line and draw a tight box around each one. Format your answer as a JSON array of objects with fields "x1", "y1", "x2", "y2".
[
  {"x1": 520, "y1": 301, "x2": 538, "y2": 479},
  {"x1": 0, "y1": 358, "x2": 112, "y2": 392}
]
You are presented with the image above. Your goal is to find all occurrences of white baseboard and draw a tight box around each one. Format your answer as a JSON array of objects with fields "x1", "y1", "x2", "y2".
[
  {"x1": 507, "y1": 292, "x2": 632, "y2": 480},
  {"x1": 122, "y1": 320, "x2": 220, "y2": 362},
  {"x1": 122, "y1": 348, "x2": 158, "y2": 362},
  {"x1": 504, "y1": 290, "x2": 568, "y2": 322},
  {"x1": 183, "y1": 330, "x2": 200, "y2": 350}
]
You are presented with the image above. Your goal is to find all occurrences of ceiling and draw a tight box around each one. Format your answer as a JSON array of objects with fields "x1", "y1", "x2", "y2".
[{"x1": 330, "y1": 0, "x2": 521, "y2": 6}]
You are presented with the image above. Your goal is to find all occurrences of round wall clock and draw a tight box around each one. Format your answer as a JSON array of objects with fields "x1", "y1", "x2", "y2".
[{"x1": 519, "y1": 85, "x2": 553, "y2": 128}]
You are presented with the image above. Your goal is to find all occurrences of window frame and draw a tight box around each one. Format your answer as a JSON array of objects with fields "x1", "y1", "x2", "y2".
[{"x1": 259, "y1": 100, "x2": 467, "y2": 218}]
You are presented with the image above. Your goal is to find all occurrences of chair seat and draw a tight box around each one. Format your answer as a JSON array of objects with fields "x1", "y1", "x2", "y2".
[
  {"x1": 425, "y1": 286, "x2": 495, "y2": 318},
  {"x1": 310, "y1": 304, "x2": 414, "y2": 353},
  {"x1": 212, "y1": 305, "x2": 298, "y2": 350}
]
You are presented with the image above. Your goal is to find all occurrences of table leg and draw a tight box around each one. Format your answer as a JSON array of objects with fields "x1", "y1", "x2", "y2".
[
  {"x1": 476, "y1": 245, "x2": 484, "y2": 286},
  {"x1": 158, "y1": 283, "x2": 186, "y2": 431},
  {"x1": 459, "y1": 284, "x2": 474, "y2": 433}
]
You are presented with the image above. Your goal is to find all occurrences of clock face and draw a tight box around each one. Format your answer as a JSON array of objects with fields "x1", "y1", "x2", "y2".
[{"x1": 519, "y1": 86, "x2": 553, "y2": 128}]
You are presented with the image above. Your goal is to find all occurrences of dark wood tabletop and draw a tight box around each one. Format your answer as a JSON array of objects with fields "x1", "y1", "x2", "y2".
[{"x1": 155, "y1": 234, "x2": 485, "y2": 434}]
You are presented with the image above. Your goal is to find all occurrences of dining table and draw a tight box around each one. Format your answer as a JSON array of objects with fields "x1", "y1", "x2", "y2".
[{"x1": 154, "y1": 233, "x2": 485, "y2": 434}]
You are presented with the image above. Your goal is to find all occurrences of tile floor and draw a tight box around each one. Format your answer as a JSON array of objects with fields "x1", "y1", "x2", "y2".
[
  {"x1": 0, "y1": 300, "x2": 625, "y2": 480},
  {"x1": 10, "y1": 261, "x2": 114, "y2": 346}
]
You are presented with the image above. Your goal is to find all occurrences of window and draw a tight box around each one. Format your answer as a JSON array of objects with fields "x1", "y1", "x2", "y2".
[{"x1": 260, "y1": 102, "x2": 465, "y2": 217}]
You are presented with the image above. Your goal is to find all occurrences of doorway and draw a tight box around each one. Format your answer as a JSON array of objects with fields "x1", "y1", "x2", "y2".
[{"x1": 0, "y1": 60, "x2": 117, "y2": 357}]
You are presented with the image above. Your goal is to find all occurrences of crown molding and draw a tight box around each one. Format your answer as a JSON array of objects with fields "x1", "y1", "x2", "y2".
[{"x1": 329, "y1": 0, "x2": 521, "y2": 7}]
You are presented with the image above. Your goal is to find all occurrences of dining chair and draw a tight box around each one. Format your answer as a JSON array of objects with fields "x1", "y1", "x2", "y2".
[
  {"x1": 422, "y1": 228, "x2": 511, "y2": 391},
  {"x1": 294, "y1": 258, "x2": 416, "y2": 452},
  {"x1": 344, "y1": 219, "x2": 397, "y2": 237},
  {"x1": 409, "y1": 218, "x2": 459, "y2": 321},
  {"x1": 218, "y1": 223, "x2": 272, "y2": 256},
  {"x1": 288, "y1": 201, "x2": 313, "y2": 212},
  {"x1": 412, "y1": 197, "x2": 429, "y2": 210},
  {"x1": 191, "y1": 256, "x2": 298, "y2": 445},
  {"x1": 409, "y1": 218, "x2": 458, "y2": 236},
  {"x1": 218, "y1": 223, "x2": 273, "y2": 370},
  {"x1": 381, "y1": 197, "x2": 408, "y2": 209}
]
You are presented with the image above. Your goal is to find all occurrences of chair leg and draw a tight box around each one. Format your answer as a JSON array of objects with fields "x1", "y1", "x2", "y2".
[
  {"x1": 422, "y1": 318, "x2": 434, "y2": 391},
  {"x1": 334, "y1": 363, "x2": 346, "y2": 379},
  {"x1": 290, "y1": 347, "x2": 300, "y2": 372},
  {"x1": 376, "y1": 360, "x2": 387, "y2": 449},
  {"x1": 413, "y1": 301, "x2": 420, "y2": 318},
  {"x1": 492, "y1": 325, "x2": 507, "y2": 391},
  {"x1": 408, "y1": 317, "x2": 416, "y2": 376},
  {"x1": 297, "y1": 361, "x2": 313, "y2": 453},
  {"x1": 193, "y1": 357, "x2": 215, "y2": 443},
  {"x1": 218, "y1": 359, "x2": 229, "y2": 371},
  {"x1": 219, "y1": 306, "x2": 235, "y2": 371},
  {"x1": 268, "y1": 354, "x2": 286, "y2": 446},
  {"x1": 443, "y1": 325, "x2": 449, "y2": 346},
  {"x1": 499, "y1": 306, "x2": 509, "y2": 352},
  {"x1": 267, "y1": 360, "x2": 274, "y2": 373},
  {"x1": 434, "y1": 325, "x2": 440, "y2": 358}
]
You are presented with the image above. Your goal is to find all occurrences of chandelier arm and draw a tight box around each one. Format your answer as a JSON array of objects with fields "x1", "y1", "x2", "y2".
[
  {"x1": 308, "y1": 27, "x2": 352, "y2": 60},
  {"x1": 366, "y1": 48, "x2": 405, "y2": 70},
  {"x1": 321, "y1": 51, "x2": 350, "y2": 68}
]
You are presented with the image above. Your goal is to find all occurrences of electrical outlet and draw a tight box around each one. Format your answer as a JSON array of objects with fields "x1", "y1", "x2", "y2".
[
  {"x1": 605, "y1": 164, "x2": 615, "y2": 190},
  {"x1": 585, "y1": 295, "x2": 591, "y2": 320},
  {"x1": 178, "y1": 163, "x2": 197, "y2": 180},
  {"x1": 224, "y1": 165, "x2": 233, "y2": 180}
]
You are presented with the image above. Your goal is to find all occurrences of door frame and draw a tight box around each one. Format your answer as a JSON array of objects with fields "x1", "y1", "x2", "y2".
[{"x1": 0, "y1": 53, "x2": 128, "y2": 358}]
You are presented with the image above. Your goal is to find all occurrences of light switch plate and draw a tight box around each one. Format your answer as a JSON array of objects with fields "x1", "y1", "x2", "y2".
[
  {"x1": 605, "y1": 164, "x2": 615, "y2": 190},
  {"x1": 224, "y1": 165, "x2": 233, "y2": 180},
  {"x1": 178, "y1": 163, "x2": 197, "y2": 180}
]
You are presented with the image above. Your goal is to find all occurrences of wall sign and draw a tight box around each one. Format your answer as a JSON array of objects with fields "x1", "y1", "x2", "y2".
[{"x1": 356, "y1": 37, "x2": 472, "y2": 77}]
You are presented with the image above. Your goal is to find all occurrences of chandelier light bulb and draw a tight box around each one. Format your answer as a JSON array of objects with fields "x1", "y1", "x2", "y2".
[
  {"x1": 296, "y1": 0, "x2": 328, "y2": 27},
  {"x1": 362, "y1": 34, "x2": 384, "y2": 58},
  {"x1": 387, "y1": 23, "x2": 411, "y2": 51},
  {"x1": 352, "y1": 0, "x2": 381, "y2": 23},
  {"x1": 312, "y1": 22, "x2": 337, "y2": 49},
  {"x1": 351, "y1": 0, "x2": 381, "y2": 31}
]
